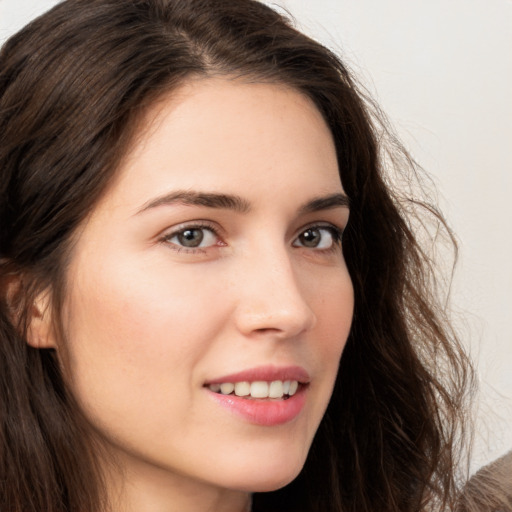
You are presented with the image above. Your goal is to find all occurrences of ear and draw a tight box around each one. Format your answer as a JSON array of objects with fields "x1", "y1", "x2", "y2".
[
  {"x1": 26, "y1": 288, "x2": 57, "y2": 349},
  {"x1": 2, "y1": 274, "x2": 57, "y2": 349}
]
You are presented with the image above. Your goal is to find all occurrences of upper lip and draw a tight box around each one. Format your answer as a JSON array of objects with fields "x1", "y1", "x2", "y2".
[{"x1": 205, "y1": 365, "x2": 310, "y2": 385}]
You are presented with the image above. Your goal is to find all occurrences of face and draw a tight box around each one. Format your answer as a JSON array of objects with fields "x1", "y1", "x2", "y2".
[{"x1": 55, "y1": 79, "x2": 353, "y2": 499}]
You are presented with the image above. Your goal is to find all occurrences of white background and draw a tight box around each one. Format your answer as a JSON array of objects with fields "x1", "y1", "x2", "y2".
[{"x1": 1, "y1": 0, "x2": 511, "y2": 472}]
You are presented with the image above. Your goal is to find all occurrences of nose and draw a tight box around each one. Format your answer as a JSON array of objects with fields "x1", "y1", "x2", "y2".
[{"x1": 233, "y1": 248, "x2": 317, "y2": 339}]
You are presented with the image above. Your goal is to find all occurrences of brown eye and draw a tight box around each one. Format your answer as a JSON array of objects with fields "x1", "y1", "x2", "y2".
[
  {"x1": 165, "y1": 225, "x2": 218, "y2": 250},
  {"x1": 298, "y1": 228, "x2": 321, "y2": 248},
  {"x1": 292, "y1": 225, "x2": 343, "y2": 250},
  {"x1": 177, "y1": 228, "x2": 204, "y2": 247}
]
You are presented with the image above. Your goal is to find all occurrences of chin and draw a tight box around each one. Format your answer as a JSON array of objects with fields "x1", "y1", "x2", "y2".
[{"x1": 221, "y1": 453, "x2": 306, "y2": 493}]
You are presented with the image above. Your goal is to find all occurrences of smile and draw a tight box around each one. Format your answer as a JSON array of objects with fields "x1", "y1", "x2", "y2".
[
  {"x1": 205, "y1": 366, "x2": 309, "y2": 425},
  {"x1": 208, "y1": 380, "x2": 300, "y2": 399}
]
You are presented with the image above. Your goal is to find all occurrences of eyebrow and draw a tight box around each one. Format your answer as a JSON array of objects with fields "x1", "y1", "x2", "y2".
[
  {"x1": 136, "y1": 191, "x2": 251, "y2": 214},
  {"x1": 136, "y1": 190, "x2": 349, "y2": 215},
  {"x1": 298, "y1": 193, "x2": 350, "y2": 214}
]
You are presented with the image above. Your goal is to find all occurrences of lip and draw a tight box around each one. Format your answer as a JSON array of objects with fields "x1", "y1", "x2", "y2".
[
  {"x1": 204, "y1": 365, "x2": 309, "y2": 426},
  {"x1": 205, "y1": 365, "x2": 310, "y2": 385},
  {"x1": 207, "y1": 385, "x2": 307, "y2": 426}
]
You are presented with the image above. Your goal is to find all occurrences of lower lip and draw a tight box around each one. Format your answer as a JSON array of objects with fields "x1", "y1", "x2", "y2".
[{"x1": 207, "y1": 386, "x2": 307, "y2": 426}]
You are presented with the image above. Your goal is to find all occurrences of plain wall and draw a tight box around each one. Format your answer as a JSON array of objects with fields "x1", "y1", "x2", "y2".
[{"x1": 1, "y1": 0, "x2": 511, "y2": 472}]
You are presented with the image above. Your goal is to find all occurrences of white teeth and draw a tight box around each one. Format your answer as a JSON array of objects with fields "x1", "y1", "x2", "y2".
[
  {"x1": 234, "y1": 381, "x2": 250, "y2": 396},
  {"x1": 250, "y1": 381, "x2": 269, "y2": 398},
  {"x1": 209, "y1": 380, "x2": 300, "y2": 399},
  {"x1": 220, "y1": 382, "x2": 235, "y2": 395},
  {"x1": 269, "y1": 380, "x2": 284, "y2": 398}
]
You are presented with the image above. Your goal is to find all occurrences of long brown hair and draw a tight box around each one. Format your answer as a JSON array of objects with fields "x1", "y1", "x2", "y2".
[{"x1": 0, "y1": 1, "x2": 472, "y2": 511}]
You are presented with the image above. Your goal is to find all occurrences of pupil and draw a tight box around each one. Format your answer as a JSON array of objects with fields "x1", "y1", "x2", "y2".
[
  {"x1": 178, "y1": 229, "x2": 203, "y2": 247},
  {"x1": 301, "y1": 228, "x2": 320, "y2": 247}
]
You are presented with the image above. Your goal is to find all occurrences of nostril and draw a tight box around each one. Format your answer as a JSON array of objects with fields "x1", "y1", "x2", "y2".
[
  {"x1": 253, "y1": 327, "x2": 282, "y2": 334},
  {"x1": 235, "y1": 305, "x2": 316, "y2": 339}
]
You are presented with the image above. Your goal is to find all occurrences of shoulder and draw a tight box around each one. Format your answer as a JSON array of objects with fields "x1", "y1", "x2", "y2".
[{"x1": 457, "y1": 450, "x2": 512, "y2": 512}]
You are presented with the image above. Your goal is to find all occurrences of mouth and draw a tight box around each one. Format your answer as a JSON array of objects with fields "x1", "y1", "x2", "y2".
[
  {"x1": 206, "y1": 379, "x2": 308, "y2": 426},
  {"x1": 206, "y1": 379, "x2": 302, "y2": 400},
  {"x1": 204, "y1": 366, "x2": 310, "y2": 425}
]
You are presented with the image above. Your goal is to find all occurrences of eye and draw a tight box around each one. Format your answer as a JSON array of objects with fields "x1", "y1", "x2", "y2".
[
  {"x1": 292, "y1": 225, "x2": 343, "y2": 250},
  {"x1": 162, "y1": 224, "x2": 220, "y2": 251}
]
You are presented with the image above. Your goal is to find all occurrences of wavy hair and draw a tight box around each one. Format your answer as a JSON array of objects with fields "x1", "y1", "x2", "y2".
[{"x1": 0, "y1": 1, "x2": 472, "y2": 510}]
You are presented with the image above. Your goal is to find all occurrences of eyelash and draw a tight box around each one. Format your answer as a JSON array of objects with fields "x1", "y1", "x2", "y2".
[
  {"x1": 159, "y1": 222, "x2": 344, "y2": 255},
  {"x1": 160, "y1": 221, "x2": 222, "y2": 254},
  {"x1": 293, "y1": 224, "x2": 344, "y2": 253}
]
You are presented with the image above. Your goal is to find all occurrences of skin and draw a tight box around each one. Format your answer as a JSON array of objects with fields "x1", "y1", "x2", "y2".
[{"x1": 35, "y1": 79, "x2": 354, "y2": 512}]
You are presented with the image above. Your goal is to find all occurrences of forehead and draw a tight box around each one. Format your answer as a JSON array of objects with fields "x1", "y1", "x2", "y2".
[{"x1": 101, "y1": 78, "x2": 343, "y2": 213}]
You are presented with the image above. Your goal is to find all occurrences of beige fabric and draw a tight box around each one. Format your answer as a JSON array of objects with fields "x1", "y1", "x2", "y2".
[{"x1": 457, "y1": 451, "x2": 512, "y2": 512}]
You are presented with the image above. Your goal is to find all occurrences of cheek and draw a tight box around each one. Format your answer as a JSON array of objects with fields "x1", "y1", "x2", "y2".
[
  {"x1": 312, "y1": 269, "x2": 353, "y2": 348},
  {"x1": 60, "y1": 252, "x2": 227, "y2": 416},
  {"x1": 312, "y1": 270, "x2": 353, "y2": 394}
]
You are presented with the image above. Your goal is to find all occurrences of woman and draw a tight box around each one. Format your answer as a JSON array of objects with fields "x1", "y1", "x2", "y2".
[{"x1": 0, "y1": 0, "x2": 472, "y2": 511}]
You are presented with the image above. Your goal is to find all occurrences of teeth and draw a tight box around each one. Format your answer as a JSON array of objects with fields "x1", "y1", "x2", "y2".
[
  {"x1": 209, "y1": 380, "x2": 300, "y2": 399},
  {"x1": 269, "y1": 380, "x2": 284, "y2": 398},
  {"x1": 250, "y1": 381, "x2": 269, "y2": 398},
  {"x1": 220, "y1": 383, "x2": 235, "y2": 395},
  {"x1": 234, "y1": 381, "x2": 250, "y2": 396}
]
